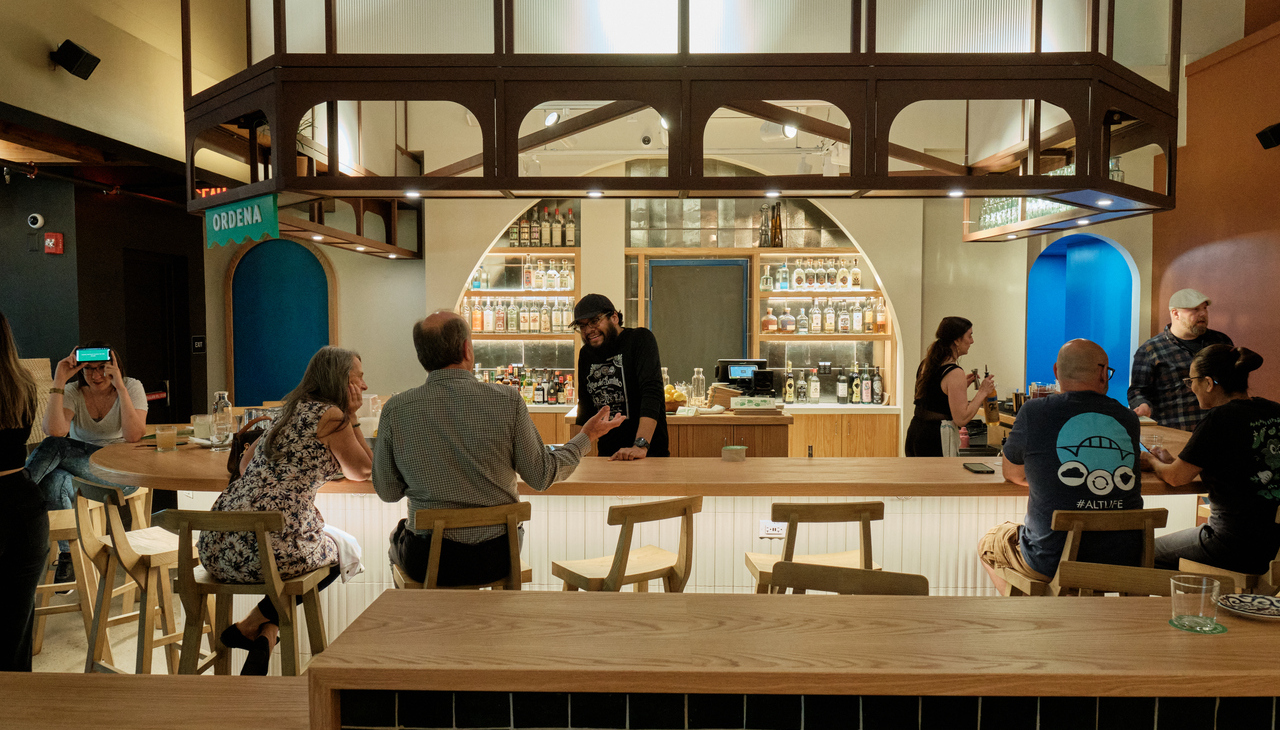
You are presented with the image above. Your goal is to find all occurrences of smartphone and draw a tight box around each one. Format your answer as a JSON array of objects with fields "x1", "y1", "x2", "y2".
[
  {"x1": 1139, "y1": 442, "x2": 1150, "y2": 453},
  {"x1": 75, "y1": 347, "x2": 112, "y2": 363},
  {"x1": 963, "y1": 462, "x2": 995, "y2": 474}
]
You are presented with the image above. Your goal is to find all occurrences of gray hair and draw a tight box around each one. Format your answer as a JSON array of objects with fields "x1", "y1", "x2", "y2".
[
  {"x1": 413, "y1": 312, "x2": 470, "y2": 371},
  {"x1": 261, "y1": 345, "x2": 360, "y2": 460}
]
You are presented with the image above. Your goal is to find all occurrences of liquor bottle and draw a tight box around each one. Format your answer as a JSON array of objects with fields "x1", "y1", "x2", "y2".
[
  {"x1": 565, "y1": 208, "x2": 576, "y2": 247},
  {"x1": 850, "y1": 362, "x2": 862, "y2": 404},
  {"x1": 540, "y1": 299, "x2": 551, "y2": 333},
  {"x1": 540, "y1": 206, "x2": 551, "y2": 247},
  {"x1": 759, "y1": 264, "x2": 773, "y2": 292},
  {"x1": 546, "y1": 263, "x2": 560, "y2": 291},
  {"x1": 779, "y1": 307, "x2": 796, "y2": 333},
  {"x1": 758, "y1": 204, "x2": 771, "y2": 248},
  {"x1": 791, "y1": 259, "x2": 805, "y2": 291},
  {"x1": 984, "y1": 366, "x2": 999, "y2": 423},
  {"x1": 506, "y1": 299, "x2": 519, "y2": 332},
  {"x1": 825, "y1": 259, "x2": 837, "y2": 289},
  {"x1": 836, "y1": 259, "x2": 850, "y2": 290},
  {"x1": 776, "y1": 260, "x2": 789, "y2": 291},
  {"x1": 804, "y1": 258, "x2": 816, "y2": 289},
  {"x1": 662, "y1": 366, "x2": 670, "y2": 387},
  {"x1": 809, "y1": 300, "x2": 822, "y2": 334},
  {"x1": 523, "y1": 255, "x2": 533, "y2": 289},
  {"x1": 551, "y1": 298, "x2": 563, "y2": 333},
  {"x1": 519, "y1": 300, "x2": 530, "y2": 333},
  {"x1": 471, "y1": 299, "x2": 484, "y2": 332},
  {"x1": 564, "y1": 375, "x2": 576, "y2": 404},
  {"x1": 471, "y1": 267, "x2": 483, "y2": 290},
  {"x1": 524, "y1": 370, "x2": 536, "y2": 403},
  {"x1": 533, "y1": 373, "x2": 545, "y2": 404},
  {"x1": 563, "y1": 261, "x2": 575, "y2": 291},
  {"x1": 519, "y1": 212, "x2": 531, "y2": 246},
  {"x1": 823, "y1": 298, "x2": 836, "y2": 333},
  {"x1": 771, "y1": 202, "x2": 783, "y2": 247},
  {"x1": 808, "y1": 369, "x2": 820, "y2": 404},
  {"x1": 875, "y1": 297, "x2": 888, "y2": 334},
  {"x1": 862, "y1": 298, "x2": 875, "y2": 334},
  {"x1": 796, "y1": 375, "x2": 807, "y2": 403},
  {"x1": 836, "y1": 368, "x2": 849, "y2": 404},
  {"x1": 527, "y1": 209, "x2": 540, "y2": 247},
  {"x1": 528, "y1": 299, "x2": 541, "y2": 333},
  {"x1": 482, "y1": 298, "x2": 495, "y2": 333},
  {"x1": 851, "y1": 298, "x2": 863, "y2": 332},
  {"x1": 873, "y1": 366, "x2": 884, "y2": 405},
  {"x1": 861, "y1": 366, "x2": 873, "y2": 403},
  {"x1": 761, "y1": 306, "x2": 778, "y2": 333},
  {"x1": 533, "y1": 260, "x2": 545, "y2": 290},
  {"x1": 796, "y1": 306, "x2": 809, "y2": 334},
  {"x1": 495, "y1": 298, "x2": 507, "y2": 333},
  {"x1": 480, "y1": 268, "x2": 490, "y2": 290},
  {"x1": 837, "y1": 301, "x2": 851, "y2": 333},
  {"x1": 547, "y1": 373, "x2": 559, "y2": 405},
  {"x1": 508, "y1": 217, "x2": 520, "y2": 246},
  {"x1": 461, "y1": 300, "x2": 472, "y2": 327},
  {"x1": 850, "y1": 257, "x2": 862, "y2": 288},
  {"x1": 552, "y1": 207, "x2": 563, "y2": 247},
  {"x1": 783, "y1": 367, "x2": 796, "y2": 404},
  {"x1": 814, "y1": 260, "x2": 827, "y2": 289}
]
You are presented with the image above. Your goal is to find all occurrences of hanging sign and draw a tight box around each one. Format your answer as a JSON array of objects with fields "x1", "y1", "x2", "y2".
[{"x1": 204, "y1": 193, "x2": 279, "y2": 248}]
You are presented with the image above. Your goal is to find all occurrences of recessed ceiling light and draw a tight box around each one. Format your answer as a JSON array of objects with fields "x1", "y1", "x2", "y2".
[
  {"x1": 947, "y1": 190, "x2": 964, "y2": 198},
  {"x1": 311, "y1": 235, "x2": 323, "y2": 241},
  {"x1": 389, "y1": 254, "x2": 397, "y2": 259},
  {"x1": 1096, "y1": 198, "x2": 1113, "y2": 206},
  {"x1": 544, "y1": 111, "x2": 559, "y2": 126},
  {"x1": 765, "y1": 191, "x2": 780, "y2": 198},
  {"x1": 1077, "y1": 219, "x2": 1090, "y2": 225},
  {"x1": 355, "y1": 246, "x2": 366, "y2": 251},
  {"x1": 405, "y1": 190, "x2": 420, "y2": 198},
  {"x1": 1007, "y1": 234, "x2": 1017, "y2": 239},
  {"x1": 587, "y1": 191, "x2": 603, "y2": 198}
]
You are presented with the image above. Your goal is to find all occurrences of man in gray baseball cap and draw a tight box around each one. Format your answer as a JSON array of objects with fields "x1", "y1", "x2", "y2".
[{"x1": 1128, "y1": 288, "x2": 1233, "y2": 431}]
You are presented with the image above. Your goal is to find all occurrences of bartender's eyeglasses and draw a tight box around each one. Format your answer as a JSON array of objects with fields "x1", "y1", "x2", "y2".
[{"x1": 571, "y1": 313, "x2": 609, "y2": 332}]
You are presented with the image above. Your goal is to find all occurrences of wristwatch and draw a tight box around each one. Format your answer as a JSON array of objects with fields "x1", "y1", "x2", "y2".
[{"x1": 633, "y1": 437, "x2": 650, "y2": 450}]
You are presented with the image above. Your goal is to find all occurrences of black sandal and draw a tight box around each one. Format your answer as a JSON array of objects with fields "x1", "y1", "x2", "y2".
[
  {"x1": 219, "y1": 624, "x2": 256, "y2": 651},
  {"x1": 240, "y1": 636, "x2": 272, "y2": 676}
]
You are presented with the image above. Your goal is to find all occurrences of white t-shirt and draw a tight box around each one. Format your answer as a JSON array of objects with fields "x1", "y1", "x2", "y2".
[{"x1": 63, "y1": 378, "x2": 149, "y2": 446}]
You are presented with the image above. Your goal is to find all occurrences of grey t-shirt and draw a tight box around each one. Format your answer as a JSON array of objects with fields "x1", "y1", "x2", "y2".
[{"x1": 63, "y1": 378, "x2": 149, "y2": 446}]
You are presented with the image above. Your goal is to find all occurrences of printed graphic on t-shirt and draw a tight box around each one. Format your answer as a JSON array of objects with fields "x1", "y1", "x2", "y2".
[
  {"x1": 586, "y1": 355, "x2": 629, "y2": 419},
  {"x1": 1250, "y1": 416, "x2": 1280, "y2": 499},
  {"x1": 1054, "y1": 412, "x2": 1137, "y2": 497}
]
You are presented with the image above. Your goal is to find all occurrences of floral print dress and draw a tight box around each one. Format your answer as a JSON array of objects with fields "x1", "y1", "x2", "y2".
[{"x1": 198, "y1": 399, "x2": 341, "y2": 582}]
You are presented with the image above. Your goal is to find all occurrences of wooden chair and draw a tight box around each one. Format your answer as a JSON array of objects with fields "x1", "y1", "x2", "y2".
[
  {"x1": 997, "y1": 508, "x2": 1169, "y2": 597},
  {"x1": 1176, "y1": 506, "x2": 1280, "y2": 596},
  {"x1": 1056, "y1": 560, "x2": 1238, "y2": 596},
  {"x1": 391, "y1": 502, "x2": 533, "y2": 590},
  {"x1": 153, "y1": 509, "x2": 329, "y2": 676},
  {"x1": 771, "y1": 561, "x2": 929, "y2": 596},
  {"x1": 75, "y1": 478, "x2": 185, "y2": 674},
  {"x1": 552, "y1": 496, "x2": 703, "y2": 592},
  {"x1": 745, "y1": 501, "x2": 884, "y2": 594}
]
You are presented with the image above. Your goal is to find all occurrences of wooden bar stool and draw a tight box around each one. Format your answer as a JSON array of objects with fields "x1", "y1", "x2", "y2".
[
  {"x1": 75, "y1": 478, "x2": 185, "y2": 674},
  {"x1": 391, "y1": 502, "x2": 533, "y2": 590},
  {"x1": 771, "y1": 561, "x2": 929, "y2": 596},
  {"x1": 745, "y1": 501, "x2": 884, "y2": 594},
  {"x1": 552, "y1": 496, "x2": 702, "y2": 592},
  {"x1": 1056, "y1": 560, "x2": 1238, "y2": 597},
  {"x1": 153, "y1": 509, "x2": 329, "y2": 676}
]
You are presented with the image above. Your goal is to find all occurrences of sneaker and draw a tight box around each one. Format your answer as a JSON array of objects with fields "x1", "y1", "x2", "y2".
[{"x1": 54, "y1": 552, "x2": 75, "y2": 593}]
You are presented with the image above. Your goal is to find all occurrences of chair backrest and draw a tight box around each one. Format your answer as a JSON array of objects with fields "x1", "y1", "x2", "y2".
[
  {"x1": 771, "y1": 501, "x2": 885, "y2": 569},
  {"x1": 412, "y1": 501, "x2": 533, "y2": 590},
  {"x1": 74, "y1": 478, "x2": 150, "y2": 588},
  {"x1": 153, "y1": 509, "x2": 288, "y2": 602},
  {"x1": 1049, "y1": 507, "x2": 1168, "y2": 569},
  {"x1": 603, "y1": 496, "x2": 703, "y2": 592},
  {"x1": 1056, "y1": 560, "x2": 1238, "y2": 596},
  {"x1": 771, "y1": 561, "x2": 929, "y2": 596}
]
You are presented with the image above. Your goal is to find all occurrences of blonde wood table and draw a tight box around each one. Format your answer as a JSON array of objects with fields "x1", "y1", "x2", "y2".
[{"x1": 307, "y1": 591, "x2": 1280, "y2": 730}]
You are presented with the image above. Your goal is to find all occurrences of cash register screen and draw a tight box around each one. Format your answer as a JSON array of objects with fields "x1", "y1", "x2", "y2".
[{"x1": 728, "y1": 365, "x2": 757, "y2": 379}]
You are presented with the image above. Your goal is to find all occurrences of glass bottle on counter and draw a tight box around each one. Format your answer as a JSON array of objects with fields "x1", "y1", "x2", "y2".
[
  {"x1": 564, "y1": 375, "x2": 576, "y2": 404},
  {"x1": 551, "y1": 207, "x2": 563, "y2": 247},
  {"x1": 495, "y1": 298, "x2": 507, "y2": 333},
  {"x1": 791, "y1": 260, "x2": 806, "y2": 291},
  {"x1": 546, "y1": 263, "x2": 560, "y2": 291},
  {"x1": 547, "y1": 373, "x2": 559, "y2": 405},
  {"x1": 808, "y1": 369, "x2": 820, "y2": 404},
  {"x1": 761, "y1": 306, "x2": 778, "y2": 333},
  {"x1": 783, "y1": 367, "x2": 796, "y2": 404},
  {"x1": 565, "y1": 208, "x2": 576, "y2": 247},
  {"x1": 796, "y1": 306, "x2": 809, "y2": 335},
  {"x1": 823, "y1": 298, "x2": 836, "y2": 334},
  {"x1": 523, "y1": 255, "x2": 533, "y2": 289},
  {"x1": 775, "y1": 260, "x2": 788, "y2": 291},
  {"x1": 540, "y1": 207, "x2": 551, "y2": 247},
  {"x1": 779, "y1": 307, "x2": 796, "y2": 333},
  {"x1": 692, "y1": 368, "x2": 706, "y2": 407},
  {"x1": 861, "y1": 366, "x2": 873, "y2": 403},
  {"x1": 662, "y1": 366, "x2": 670, "y2": 387},
  {"x1": 875, "y1": 297, "x2": 888, "y2": 333},
  {"x1": 796, "y1": 374, "x2": 807, "y2": 403},
  {"x1": 518, "y1": 300, "x2": 530, "y2": 333},
  {"x1": 212, "y1": 390, "x2": 234, "y2": 452},
  {"x1": 809, "y1": 300, "x2": 822, "y2": 334},
  {"x1": 836, "y1": 368, "x2": 849, "y2": 404},
  {"x1": 862, "y1": 298, "x2": 875, "y2": 334},
  {"x1": 519, "y1": 212, "x2": 531, "y2": 246},
  {"x1": 483, "y1": 298, "x2": 495, "y2": 333},
  {"x1": 539, "y1": 299, "x2": 551, "y2": 333},
  {"x1": 836, "y1": 260, "x2": 850, "y2": 290},
  {"x1": 850, "y1": 257, "x2": 862, "y2": 288},
  {"x1": 850, "y1": 362, "x2": 862, "y2": 404},
  {"x1": 471, "y1": 300, "x2": 484, "y2": 332},
  {"x1": 837, "y1": 301, "x2": 851, "y2": 333},
  {"x1": 872, "y1": 366, "x2": 884, "y2": 404},
  {"x1": 506, "y1": 299, "x2": 519, "y2": 332},
  {"x1": 759, "y1": 264, "x2": 773, "y2": 292},
  {"x1": 534, "y1": 374, "x2": 546, "y2": 404}
]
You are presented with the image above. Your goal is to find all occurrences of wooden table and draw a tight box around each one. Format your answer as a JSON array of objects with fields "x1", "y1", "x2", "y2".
[{"x1": 307, "y1": 591, "x2": 1280, "y2": 730}]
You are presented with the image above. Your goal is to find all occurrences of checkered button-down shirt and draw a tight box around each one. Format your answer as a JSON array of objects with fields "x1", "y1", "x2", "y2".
[
  {"x1": 1127, "y1": 325, "x2": 1233, "y2": 432},
  {"x1": 372, "y1": 368, "x2": 590, "y2": 543}
]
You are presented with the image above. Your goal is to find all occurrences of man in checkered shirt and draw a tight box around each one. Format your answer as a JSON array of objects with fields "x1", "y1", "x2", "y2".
[
  {"x1": 1128, "y1": 289, "x2": 1232, "y2": 432},
  {"x1": 373, "y1": 311, "x2": 623, "y2": 586}
]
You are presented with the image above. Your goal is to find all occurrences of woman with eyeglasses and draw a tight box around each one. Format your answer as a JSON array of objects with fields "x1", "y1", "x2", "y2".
[
  {"x1": 1144, "y1": 344, "x2": 1280, "y2": 574},
  {"x1": 24, "y1": 342, "x2": 147, "y2": 585}
]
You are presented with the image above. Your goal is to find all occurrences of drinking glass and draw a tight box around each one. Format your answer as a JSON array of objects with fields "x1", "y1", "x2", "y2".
[
  {"x1": 155, "y1": 425, "x2": 178, "y2": 453},
  {"x1": 191, "y1": 414, "x2": 212, "y2": 439},
  {"x1": 211, "y1": 413, "x2": 234, "y2": 452},
  {"x1": 1170, "y1": 575, "x2": 1221, "y2": 632}
]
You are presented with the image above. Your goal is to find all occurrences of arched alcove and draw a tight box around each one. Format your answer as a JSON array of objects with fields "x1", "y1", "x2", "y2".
[{"x1": 1026, "y1": 233, "x2": 1139, "y2": 402}]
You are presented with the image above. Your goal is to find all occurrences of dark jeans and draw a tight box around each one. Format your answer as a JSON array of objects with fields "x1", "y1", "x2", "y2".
[
  {"x1": 25, "y1": 436, "x2": 135, "y2": 552},
  {"x1": 1155, "y1": 524, "x2": 1278, "y2": 575},
  {"x1": 256, "y1": 565, "x2": 340, "y2": 624},
  {"x1": 389, "y1": 518, "x2": 518, "y2": 586},
  {"x1": 0, "y1": 470, "x2": 50, "y2": 672}
]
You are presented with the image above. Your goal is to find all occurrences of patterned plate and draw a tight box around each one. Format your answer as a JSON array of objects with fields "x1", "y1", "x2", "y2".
[{"x1": 1217, "y1": 594, "x2": 1280, "y2": 620}]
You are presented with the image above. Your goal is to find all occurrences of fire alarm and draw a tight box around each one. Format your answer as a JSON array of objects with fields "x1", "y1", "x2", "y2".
[{"x1": 43, "y1": 233, "x2": 64, "y2": 254}]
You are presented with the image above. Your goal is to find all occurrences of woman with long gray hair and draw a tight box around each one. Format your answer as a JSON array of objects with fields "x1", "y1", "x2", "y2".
[{"x1": 198, "y1": 345, "x2": 372, "y2": 674}]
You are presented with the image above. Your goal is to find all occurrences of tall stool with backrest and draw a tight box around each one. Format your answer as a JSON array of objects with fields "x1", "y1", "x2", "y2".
[
  {"x1": 745, "y1": 501, "x2": 884, "y2": 594},
  {"x1": 1176, "y1": 506, "x2": 1280, "y2": 596},
  {"x1": 75, "y1": 477, "x2": 185, "y2": 673},
  {"x1": 771, "y1": 561, "x2": 929, "y2": 596},
  {"x1": 391, "y1": 502, "x2": 533, "y2": 590},
  {"x1": 996, "y1": 507, "x2": 1168, "y2": 597},
  {"x1": 153, "y1": 509, "x2": 329, "y2": 676},
  {"x1": 1055, "y1": 560, "x2": 1238, "y2": 596},
  {"x1": 553, "y1": 496, "x2": 703, "y2": 592}
]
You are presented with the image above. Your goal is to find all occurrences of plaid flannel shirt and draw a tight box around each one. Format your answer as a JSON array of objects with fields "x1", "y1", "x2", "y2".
[
  {"x1": 1127, "y1": 326, "x2": 1233, "y2": 432},
  {"x1": 373, "y1": 369, "x2": 590, "y2": 543}
]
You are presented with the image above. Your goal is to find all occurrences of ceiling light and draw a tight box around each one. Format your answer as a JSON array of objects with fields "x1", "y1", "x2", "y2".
[
  {"x1": 784, "y1": 125, "x2": 797, "y2": 139},
  {"x1": 1096, "y1": 198, "x2": 1113, "y2": 206},
  {"x1": 765, "y1": 191, "x2": 780, "y2": 198},
  {"x1": 311, "y1": 235, "x2": 323, "y2": 241},
  {"x1": 355, "y1": 246, "x2": 366, "y2": 251},
  {"x1": 948, "y1": 190, "x2": 964, "y2": 197},
  {"x1": 1077, "y1": 219, "x2": 1090, "y2": 225},
  {"x1": 544, "y1": 111, "x2": 559, "y2": 126},
  {"x1": 760, "y1": 122, "x2": 797, "y2": 143},
  {"x1": 588, "y1": 191, "x2": 603, "y2": 198},
  {"x1": 1007, "y1": 234, "x2": 1017, "y2": 239},
  {"x1": 405, "y1": 190, "x2": 420, "y2": 198},
  {"x1": 389, "y1": 254, "x2": 397, "y2": 259}
]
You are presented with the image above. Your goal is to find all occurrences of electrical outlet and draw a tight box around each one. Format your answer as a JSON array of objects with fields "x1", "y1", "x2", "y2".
[{"x1": 759, "y1": 520, "x2": 787, "y2": 538}]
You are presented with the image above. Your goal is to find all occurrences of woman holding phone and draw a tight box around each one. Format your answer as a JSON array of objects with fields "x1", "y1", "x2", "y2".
[{"x1": 25, "y1": 342, "x2": 147, "y2": 584}]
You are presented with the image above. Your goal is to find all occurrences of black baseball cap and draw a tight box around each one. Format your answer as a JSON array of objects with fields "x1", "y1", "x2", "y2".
[{"x1": 573, "y1": 293, "x2": 616, "y2": 323}]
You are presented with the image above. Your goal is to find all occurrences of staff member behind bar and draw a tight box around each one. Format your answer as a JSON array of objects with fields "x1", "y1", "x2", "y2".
[
  {"x1": 1128, "y1": 288, "x2": 1232, "y2": 431},
  {"x1": 1143, "y1": 345, "x2": 1280, "y2": 574},
  {"x1": 905, "y1": 316, "x2": 994, "y2": 457},
  {"x1": 572, "y1": 294, "x2": 670, "y2": 460}
]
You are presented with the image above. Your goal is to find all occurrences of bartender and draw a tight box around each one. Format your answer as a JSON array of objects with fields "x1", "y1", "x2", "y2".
[{"x1": 572, "y1": 294, "x2": 670, "y2": 460}]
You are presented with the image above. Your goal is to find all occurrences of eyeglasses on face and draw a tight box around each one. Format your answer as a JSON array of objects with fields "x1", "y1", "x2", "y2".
[
  {"x1": 571, "y1": 312, "x2": 610, "y2": 332},
  {"x1": 1106, "y1": 366, "x2": 1115, "y2": 382},
  {"x1": 1181, "y1": 375, "x2": 1211, "y2": 388}
]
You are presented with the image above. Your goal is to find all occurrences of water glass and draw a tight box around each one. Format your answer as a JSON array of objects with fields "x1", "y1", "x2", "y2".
[
  {"x1": 155, "y1": 425, "x2": 178, "y2": 453},
  {"x1": 191, "y1": 414, "x2": 212, "y2": 439},
  {"x1": 1170, "y1": 575, "x2": 1221, "y2": 632}
]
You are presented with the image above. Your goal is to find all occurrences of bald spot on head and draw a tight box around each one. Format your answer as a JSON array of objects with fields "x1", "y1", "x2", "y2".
[
  {"x1": 421, "y1": 310, "x2": 462, "y2": 336},
  {"x1": 412, "y1": 310, "x2": 471, "y2": 371},
  {"x1": 1056, "y1": 339, "x2": 1108, "y2": 392}
]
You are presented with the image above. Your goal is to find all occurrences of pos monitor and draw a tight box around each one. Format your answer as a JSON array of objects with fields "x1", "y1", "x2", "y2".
[{"x1": 716, "y1": 359, "x2": 767, "y2": 387}]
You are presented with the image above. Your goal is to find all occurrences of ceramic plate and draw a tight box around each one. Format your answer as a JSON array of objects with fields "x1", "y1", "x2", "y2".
[{"x1": 1217, "y1": 594, "x2": 1280, "y2": 620}]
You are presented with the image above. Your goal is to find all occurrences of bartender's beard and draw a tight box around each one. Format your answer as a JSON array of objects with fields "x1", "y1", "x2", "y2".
[{"x1": 584, "y1": 321, "x2": 621, "y2": 352}]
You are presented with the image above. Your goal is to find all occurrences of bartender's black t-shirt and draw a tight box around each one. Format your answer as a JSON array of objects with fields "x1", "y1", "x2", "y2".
[{"x1": 575, "y1": 327, "x2": 669, "y2": 457}]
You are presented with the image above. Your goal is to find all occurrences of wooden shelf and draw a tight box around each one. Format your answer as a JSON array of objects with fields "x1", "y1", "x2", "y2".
[
  {"x1": 756, "y1": 248, "x2": 864, "y2": 255},
  {"x1": 624, "y1": 247, "x2": 862, "y2": 257},
  {"x1": 487, "y1": 247, "x2": 579, "y2": 255},
  {"x1": 465, "y1": 290, "x2": 576, "y2": 297},
  {"x1": 473, "y1": 333, "x2": 577, "y2": 341},
  {"x1": 760, "y1": 291, "x2": 881, "y2": 298},
  {"x1": 758, "y1": 333, "x2": 893, "y2": 341}
]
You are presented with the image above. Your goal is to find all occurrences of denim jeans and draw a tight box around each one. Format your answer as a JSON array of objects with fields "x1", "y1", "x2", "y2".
[{"x1": 24, "y1": 436, "x2": 134, "y2": 552}]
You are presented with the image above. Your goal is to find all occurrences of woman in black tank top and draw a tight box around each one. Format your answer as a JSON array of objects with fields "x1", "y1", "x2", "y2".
[{"x1": 905, "y1": 316, "x2": 996, "y2": 457}]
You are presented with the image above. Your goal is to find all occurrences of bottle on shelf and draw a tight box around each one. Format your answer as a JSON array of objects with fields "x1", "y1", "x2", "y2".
[
  {"x1": 873, "y1": 366, "x2": 885, "y2": 405},
  {"x1": 758, "y1": 204, "x2": 771, "y2": 249},
  {"x1": 565, "y1": 208, "x2": 576, "y2": 247},
  {"x1": 861, "y1": 365, "x2": 873, "y2": 403},
  {"x1": 539, "y1": 299, "x2": 551, "y2": 333},
  {"x1": 804, "y1": 259, "x2": 817, "y2": 289},
  {"x1": 461, "y1": 300, "x2": 472, "y2": 327},
  {"x1": 551, "y1": 298, "x2": 563, "y2": 333},
  {"x1": 791, "y1": 260, "x2": 805, "y2": 291},
  {"x1": 529, "y1": 299, "x2": 541, "y2": 333},
  {"x1": 546, "y1": 263, "x2": 560, "y2": 291},
  {"x1": 851, "y1": 298, "x2": 864, "y2": 332},
  {"x1": 533, "y1": 260, "x2": 546, "y2": 290},
  {"x1": 759, "y1": 264, "x2": 773, "y2": 292},
  {"x1": 761, "y1": 306, "x2": 778, "y2": 333},
  {"x1": 480, "y1": 268, "x2": 490, "y2": 290},
  {"x1": 837, "y1": 300, "x2": 851, "y2": 334},
  {"x1": 809, "y1": 300, "x2": 822, "y2": 334},
  {"x1": 808, "y1": 369, "x2": 820, "y2": 404},
  {"x1": 875, "y1": 297, "x2": 888, "y2": 333},
  {"x1": 862, "y1": 298, "x2": 875, "y2": 334},
  {"x1": 823, "y1": 298, "x2": 836, "y2": 334},
  {"x1": 837, "y1": 259, "x2": 850, "y2": 290},
  {"x1": 495, "y1": 298, "x2": 507, "y2": 333},
  {"x1": 482, "y1": 298, "x2": 495, "y2": 333},
  {"x1": 825, "y1": 259, "x2": 837, "y2": 290},
  {"x1": 771, "y1": 203, "x2": 783, "y2": 247},
  {"x1": 519, "y1": 212, "x2": 531, "y2": 246},
  {"x1": 784, "y1": 366, "x2": 796, "y2": 404},
  {"x1": 850, "y1": 257, "x2": 862, "y2": 288},
  {"x1": 775, "y1": 260, "x2": 789, "y2": 291},
  {"x1": 518, "y1": 300, "x2": 530, "y2": 333},
  {"x1": 471, "y1": 299, "x2": 484, "y2": 332},
  {"x1": 523, "y1": 369, "x2": 536, "y2": 403},
  {"x1": 563, "y1": 261, "x2": 575, "y2": 291},
  {"x1": 508, "y1": 217, "x2": 520, "y2": 246},
  {"x1": 796, "y1": 306, "x2": 809, "y2": 335},
  {"x1": 836, "y1": 367, "x2": 849, "y2": 404},
  {"x1": 814, "y1": 260, "x2": 826, "y2": 289},
  {"x1": 850, "y1": 362, "x2": 862, "y2": 404},
  {"x1": 540, "y1": 206, "x2": 551, "y2": 247},
  {"x1": 552, "y1": 207, "x2": 563, "y2": 247},
  {"x1": 523, "y1": 255, "x2": 533, "y2": 289},
  {"x1": 534, "y1": 373, "x2": 546, "y2": 404},
  {"x1": 471, "y1": 267, "x2": 483, "y2": 290},
  {"x1": 796, "y1": 373, "x2": 807, "y2": 403},
  {"x1": 530, "y1": 208, "x2": 542, "y2": 247},
  {"x1": 547, "y1": 373, "x2": 559, "y2": 405},
  {"x1": 564, "y1": 374, "x2": 576, "y2": 404},
  {"x1": 779, "y1": 307, "x2": 796, "y2": 333},
  {"x1": 506, "y1": 299, "x2": 519, "y2": 332}
]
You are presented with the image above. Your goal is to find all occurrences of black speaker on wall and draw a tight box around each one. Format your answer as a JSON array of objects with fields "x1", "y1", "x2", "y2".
[
  {"x1": 50, "y1": 40, "x2": 100, "y2": 80},
  {"x1": 1259, "y1": 122, "x2": 1280, "y2": 150}
]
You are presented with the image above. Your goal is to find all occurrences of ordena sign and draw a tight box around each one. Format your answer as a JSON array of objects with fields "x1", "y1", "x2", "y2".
[{"x1": 204, "y1": 193, "x2": 280, "y2": 248}]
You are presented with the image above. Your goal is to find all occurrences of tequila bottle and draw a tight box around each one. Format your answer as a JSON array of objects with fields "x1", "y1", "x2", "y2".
[
  {"x1": 850, "y1": 257, "x2": 862, "y2": 287},
  {"x1": 518, "y1": 301, "x2": 530, "y2": 333},
  {"x1": 836, "y1": 260, "x2": 850, "y2": 290},
  {"x1": 851, "y1": 298, "x2": 863, "y2": 332},
  {"x1": 861, "y1": 366, "x2": 873, "y2": 403},
  {"x1": 784, "y1": 368, "x2": 796, "y2": 404},
  {"x1": 850, "y1": 362, "x2": 862, "y2": 404},
  {"x1": 808, "y1": 369, "x2": 820, "y2": 404},
  {"x1": 495, "y1": 298, "x2": 507, "y2": 333},
  {"x1": 563, "y1": 261, "x2": 574, "y2": 291},
  {"x1": 824, "y1": 298, "x2": 836, "y2": 333},
  {"x1": 792, "y1": 260, "x2": 806, "y2": 291},
  {"x1": 875, "y1": 297, "x2": 887, "y2": 333},
  {"x1": 872, "y1": 366, "x2": 884, "y2": 404},
  {"x1": 523, "y1": 255, "x2": 533, "y2": 289},
  {"x1": 809, "y1": 301, "x2": 822, "y2": 334},
  {"x1": 758, "y1": 204, "x2": 771, "y2": 248},
  {"x1": 836, "y1": 368, "x2": 849, "y2": 404},
  {"x1": 540, "y1": 207, "x2": 551, "y2": 247},
  {"x1": 508, "y1": 217, "x2": 520, "y2": 246},
  {"x1": 862, "y1": 298, "x2": 875, "y2": 334},
  {"x1": 837, "y1": 301, "x2": 851, "y2": 333},
  {"x1": 565, "y1": 208, "x2": 576, "y2": 247},
  {"x1": 530, "y1": 208, "x2": 541, "y2": 247},
  {"x1": 519, "y1": 212, "x2": 531, "y2": 246},
  {"x1": 759, "y1": 264, "x2": 773, "y2": 292},
  {"x1": 546, "y1": 264, "x2": 560, "y2": 291},
  {"x1": 804, "y1": 259, "x2": 817, "y2": 289},
  {"x1": 471, "y1": 299, "x2": 484, "y2": 332},
  {"x1": 796, "y1": 306, "x2": 810, "y2": 335},
  {"x1": 540, "y1": 299, "x2": 551, "y2": 333},
  {"x1": 825, "y1": 259, "x2": 837, "y2": 289},
  {"x1": 482, "y1": 297, "x2": 495, "y2": 333},
  {"x1": 506, "y1": 299, "x2": 519, "y2": 332},
  {"x1": 533, "y1": 260, "x2": 545, "y2": 290},
  {"x1": 551, "y1": 207, "x2": 563, "y2": 247},
  {"x1": 550, "y1": 299, "x2": 562, "y2": 333}
]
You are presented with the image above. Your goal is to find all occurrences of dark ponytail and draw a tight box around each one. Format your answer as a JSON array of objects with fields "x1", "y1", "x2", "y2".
[
  {"x1": 1192, "y1": 344, "x2": 1263, "y2": 394},
  {"x1": 915, "y1": 316, "x2": 972, "y2": 401}
]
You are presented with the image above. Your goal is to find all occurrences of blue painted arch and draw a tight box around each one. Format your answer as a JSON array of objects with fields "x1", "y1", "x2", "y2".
[{"x1": 1025, "y1": 234, "x2": 1139, "y2": 403}]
